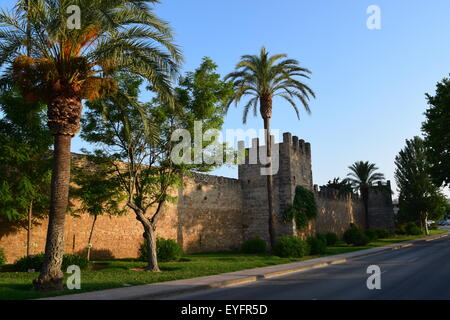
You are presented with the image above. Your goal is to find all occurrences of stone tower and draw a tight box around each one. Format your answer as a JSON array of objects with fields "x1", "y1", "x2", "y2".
[
  {"x1": 238, "y1": 132, "x2": 396, "y2": 243},
  {"x1": 238, "y1": 132, "x2": 313, "y2": 243},
  {"x1": 367, "y1": 181, "x2": 396, "y2": 231}
]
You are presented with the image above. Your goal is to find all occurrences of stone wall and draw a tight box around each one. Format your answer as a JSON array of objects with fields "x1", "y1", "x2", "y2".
[
  {"x1": 0, "y1": 132, "x2": 395, "y2": 263},
  {"x1": 297, "y1": 192, "x2": 366, "y2": 239},
  {"x1": 174, "y1": 173, "x2": 243, "y2": 253},
  {"x1": 0, "y1": 209, "x2": 144, "y2": 264},
  {"x1": 0, "y1": 172, "x2": 243, "y2": 264}
]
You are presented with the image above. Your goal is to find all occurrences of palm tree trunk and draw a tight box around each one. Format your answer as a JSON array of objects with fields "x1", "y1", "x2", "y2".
[
  {"x1": 260, "y1": 94, "x2": 276, "y2": 249},
  {"x1": 25, "y1": 0, "x2": 34, "y2": 259},
  {"x1": 86, "y1": 215, "x2": 98, "y2": 261},
  {"x1": 27, "y1": 200, "x2": 33, "y2": 256},
  {"x1": 263, "y1": 117, "x2": 276, "y2": 249},
  {"x1": 33, "y1": 134, "x2": 72, "y2": 291},
  {"x1": 361, "y1": 187, "x2": 369, "y2": 229}
]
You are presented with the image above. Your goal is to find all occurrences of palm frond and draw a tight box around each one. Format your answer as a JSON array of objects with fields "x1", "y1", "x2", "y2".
[
  {"x1": 0, "y1": 0, "x2": 182, "y2": 109},
  {"x1": 224, "y1": 46, "x2": 315, "y2": 122}
]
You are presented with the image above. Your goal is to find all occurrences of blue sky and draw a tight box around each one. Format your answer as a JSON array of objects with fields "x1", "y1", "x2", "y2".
[{"x1": 3, "y1": 0, "x2": 450, "y2": 197}]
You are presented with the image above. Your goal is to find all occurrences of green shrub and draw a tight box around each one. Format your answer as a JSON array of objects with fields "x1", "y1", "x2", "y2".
[
  {"x1": 353, "y1": 233, "x2": 370, "y2": 246},
  {"x1": 343, "y1": 225, "x2": 359, "y2": 244},
  {"x1": 315, "y1": 233, "x2": 327, "y2": 245},
  {"x1": 139, "y1": 238, "x2": 183, "y2": 262},
  {"x1": 0, "y1": 248, "x2": 6, "y2": 266},
  {"x1": 273, "y1": 236, "x2": 310, "y2": 258},
  {"x1": 157, "y1": 238, "x2": 183, "y2": 262},
  {"x1": 406, "y1": 223, "x2": 422, "y2": 235},
  {"x1": 14, "y1": 254, "x2": 45, "y2": 271},
  {"x1": 343, "y1": 225, "x2": 370, "y2": 246},
  {"x1": 429, "y1": 222, "x2": 438, "y2": 230},
  {"x1": 409, "y1": 226, "x2": 423, "y2": 235},
  {"x1": 325, "y1": 232, "x2": 338, "y2": 246},
  {"x1": 396, "y1": 224, "x2": 407, "y2": 235},
  {"x1": 307, "y1": 235, "x2": 327, "y2": 255},
  {"x1": 396, "y1": 222, "x2": 423, "y2": 235},
  {"x1": 241, "y1": 238, "x2": 267, "y2": 254},
  {"x1": 374, "y1": 229, "x2": 390, "y2": 239},
  {"x1": 13, "y1": 253, "x2": 88, "y2": 272},
  {"x1": 62, "y1": 254, "x2": 89, "y2": 271},
  {"x1": 364, "y1": 229, "x2": 379, "y2": 242}
]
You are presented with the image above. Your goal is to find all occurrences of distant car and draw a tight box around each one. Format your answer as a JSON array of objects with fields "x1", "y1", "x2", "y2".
[{"x1": 438, "y1": 221, "x2": 447, "y2": 226}]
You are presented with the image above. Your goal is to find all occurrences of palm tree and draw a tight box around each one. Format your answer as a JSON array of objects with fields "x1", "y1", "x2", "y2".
[
  {"x1": 325, "y1": 178, "x2": 354, "y2": 197},
  {"x1": 225, "y1": 47, "x2": 315, "y2": 248},
  {"x1": 0, "y1": 0, "x2": 182, "y2": 291},
  {"x1": 345, "y1": 161, "x2": 385, "y2": 229}
]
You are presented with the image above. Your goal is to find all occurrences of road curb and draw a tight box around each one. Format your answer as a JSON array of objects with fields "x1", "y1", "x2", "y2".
[
  {"x1": 40, "y1": 231, "x2": 450, "y2": 300},
  {"x1": 424, "y1": 233, "x2": 448, "y2": 242}
]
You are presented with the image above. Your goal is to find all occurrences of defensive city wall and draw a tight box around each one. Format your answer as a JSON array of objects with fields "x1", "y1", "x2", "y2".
[{"x1": 0, "y1": 132, "x2": 395, "y2": 263}]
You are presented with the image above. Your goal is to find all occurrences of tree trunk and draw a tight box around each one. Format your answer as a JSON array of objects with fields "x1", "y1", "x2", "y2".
[
  {"x1": 424, "y1": 213, "x2": 429, "y2": 236},
  {"x1": 130, "y1": 204, "x2": 161, "y2": 272},
  {"x1": 25, "y1": 3, "x2": 33, "y2": 258},
  {"x1": 264, "y1": 118, "x2": 276, "y2": 249},
  {"x1": 144, "y1": 226, "x2": 160, "y2": 272},
  {"x1": 27, "y1": 200, "x2": 33, "y2": 256},
  {"x1": 86, "y1": 215, "x2": 98, "y2": 261},
  {"x1": 33, "y1": 134, "x2": 72, "y2": 291},
  {"x1": 260, "y1": 94, "x2": 275, "y2": 249}
]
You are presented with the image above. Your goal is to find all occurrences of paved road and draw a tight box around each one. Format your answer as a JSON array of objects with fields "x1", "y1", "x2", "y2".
[{"x1": 166, "y1": 235, "x2": 450, "y2": 300}]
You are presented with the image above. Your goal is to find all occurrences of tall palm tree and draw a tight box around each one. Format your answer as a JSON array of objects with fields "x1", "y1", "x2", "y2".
[
  {"x1": 0, "y1": 0, "x2": 182, "y2": 291},
  {"x1": 225, "y1": 47, "x2": 315, "y2": 248},
  {"x1": 345, "y1": 161, "x2": 385, "y2": 229}
]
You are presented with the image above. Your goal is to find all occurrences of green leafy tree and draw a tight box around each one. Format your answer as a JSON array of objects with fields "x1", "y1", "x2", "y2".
[
  {"x1": 395, "y1": 136, "x2": 447, "y2": 235},
  {"x1": 225, "y1": 47, "x2": 316, "y2": 248},
  {"x1": 0, "y1": 0, "x2": 181, "y2": 291},
  {"x1": 81, "y1": 60, "x2": 231, "y2": 271},
  {"x1": 70, "y1": 163, "x2": 127, "y2": 261},
  {"x1": 175, "y1": 57, "x2": 232, "y2": 135},
  {"x1": 346, "y1": 161, "x2": 385, "y2": 229},
  {"x1": 422, "y1": 77, "x2": 450, "y2": 188},
  {"x1": 324, "y1": 178, "x2": 354, "y2": 197},
  {"x1": 168, "y1": 57, "x2": 234, "y2": 172},
  {"x1": 0, "y1": 89, "x2": 52, "y2": 256},
  {"x1": 81, "y1": 74, "x2": 178, "y2": 272}
]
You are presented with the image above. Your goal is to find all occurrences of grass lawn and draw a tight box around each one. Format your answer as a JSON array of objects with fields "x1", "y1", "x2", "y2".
[{"x1": 0, "y1": 229, "x2": 446, "y2": 300}]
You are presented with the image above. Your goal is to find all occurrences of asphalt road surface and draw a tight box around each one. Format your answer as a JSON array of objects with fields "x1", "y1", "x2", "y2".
[{"x1": 166, "y1": 234, "x2": 450, "y2": 300}]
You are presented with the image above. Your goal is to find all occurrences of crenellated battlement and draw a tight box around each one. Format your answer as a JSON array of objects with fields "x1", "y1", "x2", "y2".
[
  {"x1": 238, "y1": 132, "x2": 312, "y2": 165},
  {"x1": 369, "y1": 180, "x2": 393, "y2": 193},
  {"x1": 285, "y1": 133, "x2": 311, "y2": 157},
  {"x1": 313, "y1": 185, "x2": 361, "y2": 201}
]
